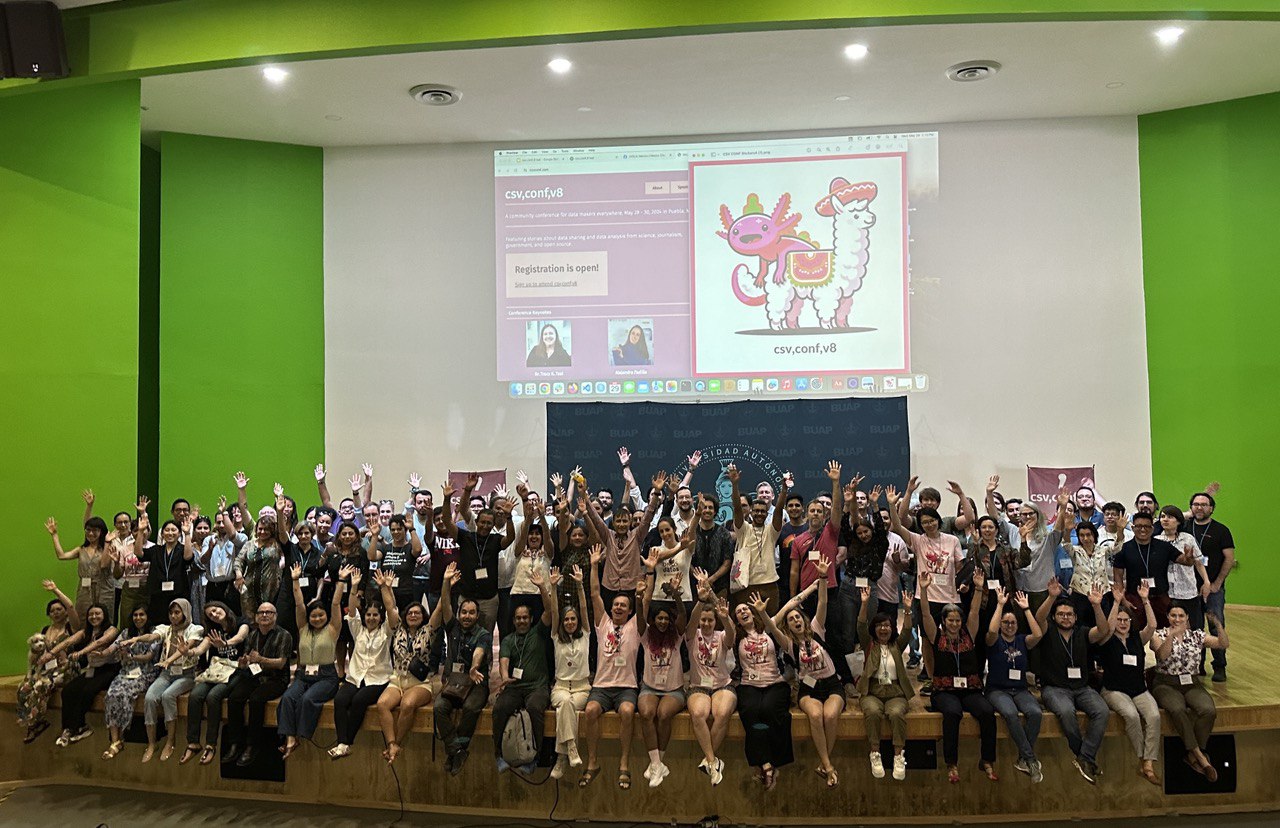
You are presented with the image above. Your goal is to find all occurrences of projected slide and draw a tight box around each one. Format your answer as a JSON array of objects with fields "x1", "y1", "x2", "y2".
[
  {"x1": 690, "y1": 152, "x2": 908, "y2": 376},
  {"x1": 494, "y1": 133, "x2": 936, "y2": 393}
]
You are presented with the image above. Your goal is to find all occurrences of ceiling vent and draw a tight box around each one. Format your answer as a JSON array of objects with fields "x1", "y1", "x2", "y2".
[
  {"x1": 409, "y1": 84, "x2": 461, "y2": 106},
  {"x1": 945, "y1": 61, "x2": 1001, "y2": 82}
]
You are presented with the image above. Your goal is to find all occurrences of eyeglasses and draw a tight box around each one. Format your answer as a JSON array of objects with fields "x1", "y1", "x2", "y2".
[{"x1": 256, "y1": 610, "x2": 276, "y2": 615}]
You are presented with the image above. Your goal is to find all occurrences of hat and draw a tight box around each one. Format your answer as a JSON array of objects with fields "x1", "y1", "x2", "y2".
[{"x1": 814, "y1": 178, "x2": 877, "y2": 216}]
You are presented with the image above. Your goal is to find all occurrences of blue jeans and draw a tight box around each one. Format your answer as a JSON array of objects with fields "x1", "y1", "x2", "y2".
[
  {"x1": 987, "y1": 688, "x2": 1043, "y2": 762},
  {"x1": 1205, "y1": 587, "x2": 1227, "y2": 669},
  {"x1": 144, "y1": 670, "x2": 194, "y2": 726},
  {"x1": 1041, "y1": 685, "x2": 1109, "y2": 762},
  {"x1": 276, "y1": 667, "x2": 340, "y2": 739}
]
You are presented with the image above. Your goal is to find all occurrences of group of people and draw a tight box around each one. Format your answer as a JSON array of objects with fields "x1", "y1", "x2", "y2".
[{"x1": 16, "y1": 452, "x2": 1236, "y2": 793}]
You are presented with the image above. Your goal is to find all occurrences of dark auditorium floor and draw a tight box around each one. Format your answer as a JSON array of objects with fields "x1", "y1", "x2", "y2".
[{"x1": 1, "y1": 784, "x2": 1277, "y2": 828}]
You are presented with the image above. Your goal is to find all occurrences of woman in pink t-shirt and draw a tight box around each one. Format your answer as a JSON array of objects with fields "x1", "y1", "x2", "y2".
[
  {"x1": 686, "y1": 567, "x2": 736, "y2": 786},
  {"x1": 735, "y1": 589, "x2": 794, "y2": 790},
  {"x1": 636, "y1": 564, "x2": 688, "y2": 788},
  {"x1": 775, "y1": 558, "x2": 842, "y2": 786}
]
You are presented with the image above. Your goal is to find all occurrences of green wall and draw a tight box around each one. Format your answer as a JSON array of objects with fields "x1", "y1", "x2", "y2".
[
  {"x1": 1139, "y1": 90, "x2": 1280, "y2": 606},
  {"x1": 158, "y1": 132, "x2": 324, "y2": 517},
  {"x1": 0, "y1": 81, "x2": 141, "y2": 671}
]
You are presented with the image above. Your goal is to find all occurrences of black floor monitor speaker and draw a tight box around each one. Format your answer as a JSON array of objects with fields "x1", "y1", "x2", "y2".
[
  {"x1": 0, "y1": 1, "x2": 69, "y2": 79},
  {"x1": 1163, "y1": 733, "x2": 1237, "y2": 794},
  {"x1": 882, "y1": 737, "x2": 938, "y2": 770}
]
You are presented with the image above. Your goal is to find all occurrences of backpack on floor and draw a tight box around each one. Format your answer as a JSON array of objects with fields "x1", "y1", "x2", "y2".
[{"x1": 501, "y1": 708, "x2": 538, "y2": 766}]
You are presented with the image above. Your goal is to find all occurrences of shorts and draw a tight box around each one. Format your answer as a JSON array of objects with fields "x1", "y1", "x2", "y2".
[
  {"x1": 588, "y1": 685, "x2": 638, "y2": 712},
  {"x1": 639, "y1": 683, "x2": 686, "y2": 705},
  {"x1": 688, "y1": 683, "x2": 735, "y2": 698},
  {"x1": 798, "y1": 674, "x2": 843, "y2": 702},
  {"x1": 390, "y1": 672, "x2": 426, "y2": 692}
]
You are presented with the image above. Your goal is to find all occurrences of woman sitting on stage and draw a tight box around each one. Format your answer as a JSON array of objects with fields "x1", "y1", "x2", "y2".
[
  {"x1": 547, "y1": 563, "x2": 591, "y2": 779},
  {"x1": 919, "y1": 569, "x2": 999, "y2": 783},
  {"x1": 378, "y1": 564, "x2": 452, "y2": 764},
  {"x1": 327, "y1": 565, "x2": 396, "y2": 759},
  {"x1": 276, "y1": 562, "x2": 346, "y2": 760},
  {"x1": 735, "y1": 589, "x2": 796, "y2": 790},
  {"x1": 636, "y1": 564, "x2": 687, "y2": 788},
  {"x1": 774, "y1": 559, "x2": 842, "y2": 787},
  {"x1": 183, "y1": 601, "x2": 250, "y2": 765},
  {"x1": 686, "y1": 568, "x2": 736, "y2": 786},
  {"x1": 857, "y1": 584, "x2": 915, "y2": 781},
  {"x1": 1097, "y1": 581, "x2": 1160, "y2": 784},
  {"x1": 984, "y1": 586, "x2": 1044, "y2": 783},
  {"x1": 1152, "y1": 604, "x2": 1229, "y2": 781}
]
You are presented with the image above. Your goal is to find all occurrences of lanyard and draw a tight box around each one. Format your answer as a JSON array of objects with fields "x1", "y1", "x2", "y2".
[
  {"x1": 161, "y1": 544, "x2": 181, "y2": 582},
  {"x1": 1136, "y1": 541, "x2": 1152, "y2": 576},
  {"x1": 1190, "y1": 521, "x2": 1211, "y2": 548},
  {"x1": 475, "y1": 532, "x2": 494, "y2": 569},
  {"x1": 1058, "y1": 629, "x2": 1076, "y2": 667}
]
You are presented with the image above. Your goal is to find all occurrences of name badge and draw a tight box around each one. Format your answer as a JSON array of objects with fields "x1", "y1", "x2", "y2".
[
  {"x1": 807, "y1": 550, "x2": 820, "y2": 562},
  {"x1": 169, "y1": 665, "x2": 182, "y2": 676},
  {"x1": 476, "y1": 567, "x2": 489, "y2": 579},
  {"x1": 1141, "y1": 577, "x2": 1156, "y2": 589},
  {"x1": 248, "y1": 663, "x2": 262, "y2": 675},
  {"x1": 802, "y1": 675, "x2": 817, "y2": 687},
  {"x1": 391, "y1": 576, "x2": 400, "y2": 588},
  {"x1": 298, "y1": 576, "x2": 310, "y2": 588},
  {"x1": 305, "y1": 665, "x2": 318, "y2": 676},
  {"x1": 43, "y1": 660, "x2": 56, "y2": 672},
  {"x1": 989, "y1": 580, "x2": 1000, "y2": 592},
  {"x1": 512, "y1": 668, "x2": 524, "y2": 680},
  {"x1": 127, "y1": 577, "x2": 141, "y2": 588},
  {"x1": 80, "y1": 577, "x2": 92, "y2": 588},
  {"x1": 613, "y1": 656, "x2": 626, "y2": 667},
  {"x1": 954, "y1": 676, "x2": 968, "y2": 689},
  {"x1": 855, "y1": 577, "x2": 869, "y2": 588},
  {"x1": 1008, "y1": 669, "x2": 1022, "y2": 681},
  {"x1": 161, "y1": 580, "x2": 175, "y2": 592},
  {"x1": 701, "y1": 675, "x2": 714, "y2": 688},
  {"x1": 1122, "y1": 654, "x2": 1138, "y2": 667},
  {"x1": 1067, "y1": 666, "x2": 1083, "y2": 680},
  {"x1": 124, "y1": 667, "x2": 142, "y2": 680},
  {"x1": 1180, "y1": 673, "x2": 1193, "y2": 686}
]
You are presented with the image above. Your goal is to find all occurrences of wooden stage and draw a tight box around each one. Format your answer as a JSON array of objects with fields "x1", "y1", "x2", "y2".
[{"x1": 3, "y1": 607, "x2": 1279, "y2": 825}]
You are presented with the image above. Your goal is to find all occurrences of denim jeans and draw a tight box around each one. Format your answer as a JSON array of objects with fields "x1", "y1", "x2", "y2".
[
  {"x1": 1041, "y1": 685, "x2": 1109, "y2": 762},
  {"x1": 986, "y1": 687, "x2": 1042, "y2": 761}
]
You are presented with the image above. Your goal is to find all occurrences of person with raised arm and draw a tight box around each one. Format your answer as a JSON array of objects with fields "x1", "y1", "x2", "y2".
[
  {"x1": 728, "y1": 463, "x2": 787, "y2": 613},
  {"x1": 1112, "y1": 511, "x2": 1176, "y2": 627},
  {"x1": 55, "y1": 603, "x2": 120, "y2": 748},
  {"x1": 857, "y1": 583, "x2": 915, "y2": 782},
  {"x1": 144, "y1": 510, "x2": 195, "y2": 624},
  {"x1": 436, "y1": 472, "x2": 516, "y2": 633},
  {"x1": 685, "y1": 567, "x2": 736, "y2": 786},
  {"x1": 490, "y1": 565, "x2": 555, "y2": 774},
  {"x1": 734, "y1": 587, "x2": 796, "y2": 790},
  {"x1": 636, "y1": 563, "x2": 687, "y2": 788},
  {"x1": 690, "y1": 491, "x2": 734, "y2": 598},
  {"x1": 919, "y1": 569, "x2": 998, "y2": 783},
  {"x1": 380, "y1": 563, "x2": 450, "y2": 765},
  {"x1": 777, "y1": 558, "x2": 844, "y2": 786},
  {"x1": 374, "y1": 513, "x2": 423, "y2": 615},
  {"x1": 886, "y1": 482, "x2": 965, "y2": 694},
  {"x1": 233, "y1": 477, "x2": 284, "y2": 622},
  {"x1": 509, "y1": 477, "x2": 553, "y2": 624},
  {"x1": 202, "y1": 497, "x2": 247, "y2": 615},
  {"x1": 432, "y1": 561, "x2": 491, "y2": 776},
  {"x1": 183, "y1": 601, "x2": 250, "y2": 765},
  {"x1": 1095, "y1": 581, "x2": 1160, "y2": 784},
  {"x1": 1063, "y1": 519, "x2": 1112, "y2": 627},
  {"x1": 554, "y1": 494, "x2": 593, "y2": 627},
  {"x1": 1033, "y1": 577, "x2": 1111, "y2": 783},
  {"x1": 548, "y1": 562, "x2": 592, "y2": 779},
  {"x1": 579, "y1": 542, "x2": 642, "y2": 789},
  {"x1": 788, "y1": 461, "x2": 844, "y2": 616},
  {"x1": 17, "y1": 580, "x2": 82, "y2": 744},
  {"x1": 327, "y1": 565, "x2": 395, "y2": 759},
  {"x1": 46, "y1": 492, "x2": 114, "y2": 619},
  {"x1": 136, "y1": 598, "x2": 204, "y2": 762},
  {"x1": 984, "y1": 586, "x2": 1045, "y2": 783},
  {"x1": 581, "y1": 464, "x2": 666, "y2": 609},
  {"x1": 645, "y1": 517, "x2": 695, "y2": 614},
  {"x1": 276, "y1": 561, "x2": 346, "y2": 760},
  {"x1": 1152, "y1": 604, "x2": 1228, "y2": 781}
]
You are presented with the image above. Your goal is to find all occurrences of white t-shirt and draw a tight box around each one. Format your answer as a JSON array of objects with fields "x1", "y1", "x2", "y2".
[
  {"x1": 734, "y1": 521, "x2": 780, "y2": 588},
  {"x1": 1163, "y1": 532, "x2": 1206, "y2": 600},
  {"x1": 653, "y1": 543, "x2": 693, "y2": 601}
]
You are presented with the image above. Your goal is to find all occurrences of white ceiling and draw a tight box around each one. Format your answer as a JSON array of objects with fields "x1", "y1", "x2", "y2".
[{"x1": 139, "y1": 19, "x2": 1280, "y2": 147}]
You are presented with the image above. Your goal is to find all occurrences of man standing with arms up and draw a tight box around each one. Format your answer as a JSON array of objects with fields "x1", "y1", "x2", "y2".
[{"x1": 1185, "y1": 492, "x2": 1234, "y2": 682}]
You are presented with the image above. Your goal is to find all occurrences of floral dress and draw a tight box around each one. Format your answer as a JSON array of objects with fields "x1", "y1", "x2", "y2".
[
  {"x1": 16, "y1": 624, "x2": 76, "y2": 726},
  {"x1": 104, "y1": 632, "x2": 161, "y2": 729}
]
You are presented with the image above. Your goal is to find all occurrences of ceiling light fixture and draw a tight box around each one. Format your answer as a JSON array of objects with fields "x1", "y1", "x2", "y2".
[
  {"x1": 843, "y1": 43, "x2": 869, "y2": 60},
  {"x1": 834, "y1": 95, "x2": 851, "y2": 102},
  {"x1": 1105, "y1": 81, "x2": 1125, "y2": 89},
  {"x1": 262, "y1": 66, "x2": 289, "y2": 84},
  {"x1": 577, "y1": 106, "x2": 592, "y2": 112},
  {"x1": 548, "y1": 58, "x2": 572, "y2": 74},
  {"x1": 409, "y1": 84, "x2": 461, "y2": 106},
  {"x1": 946, "y1": 60, "x2": 1001, "y2": 82},
  {"x1": 1155, "y1": 26, "x2": 1185, "y2": 46}
]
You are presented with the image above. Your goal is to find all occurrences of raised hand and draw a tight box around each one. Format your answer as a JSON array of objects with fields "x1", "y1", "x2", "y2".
[
  {"x1": 136, "y1": 495, "x2": 151, "y2": 513},
  {"x1": 686, "y1": 450, "x2": 702, "y2": 469},
  {"x1": 749, "y1": 591, "x2": 767, "y2": 613},
  {"x1": 290, "y1": 563, "x2": 302, "y2": 580},
  {"x1": 492, "y1": 484, "x2": 509, "y2": 502},
  {"x1": 45, "y1": 517, "x2": 57, "y2": 535},
  {"x1": 570, "y1": 564, "x2": 584, "y2": 584},
  {"x1": 1019, "y1": 520, "x2": 1034, "y2": 540},
  {"x1": 273, "y1": 482, "x2": 284, "y2": 498},
  {"x1": 515, "y1": 477, "x2": 530, "y2": 499},
  {"x1": 82, "y1": 489, "x2": 95, "y2": 507},
  {"x1": 1046, "y1": 577, "x2": 1062, "y2": 598},
  {"x1": 348, "y1": 473, "x2": 363, "y2": 491},
  {"x1": 181, "y1": 515, "x2": 194, "y2": 537},
  {"x1": 826, "y1": 460, "x2": 842, "y2": 481},
  {"x1": 666, "y1": 474, "x2": 680, "y2": 494},
  {"x1": 1137, "y1": 580, "x2": 1150, "y2": 601},
  {"x1": 315, "y1": 464, "x2": 326, "y2": 482},
  {"x1": 691, "y1": 566, "x2": 709, "y2": 587},
  {"x1": 651, "y1": 470, "x2": 668, "y2": 491},
  {"x1": 444, "y1": 562, "x2": 459, "y2": 586},
  {"x1": 1089, "y1": 584, "x2": 1104, "y2": 605},
  {"x1": 946, "y1": 480, "x2": 964, "y2": 496},
  {"x1": 725, "y1": 463, "x2": 740, "y2": 483},
  {"x1": 849, "y1": 472, "x2": 866, "y2": 490},
  {"x1": 1056, "y1": 486, "x2": 1069, "y2": 507},
  {"x1": 642, "y1": 552, "x2": 659, "y2": 572},
  {"x1": 408, "y1": 472, "x2": 421, "y2": 490},
  {"x1": 234, "y1": 472, "x2": 249, "y2": 490},
  {"x1": 617, "y1": 446, "x2": 631, "y2": 466},
  {"x1": 529, "y1": 566, "x2": 545, "y2": 588},
  {"x1": 588, "y1": 543, "x2": 604, "y2": 566},
  {"x1": 992, "y1": 585, "x2": 1007, "y2": 605},
  {"x1": 918, "y1": 571, "x2": 933, "y2": 589},
  {"x1": 814, "y1": 557, "x2": 830, "y2": 579},
  {"x1": 885, "y1": 485, "x2": 900, "y2": 506},
  {"x1": 42, "y1": 579, "x2": 58, "y2": 592},
  {"x1": 905, "y1": 475, "x2": 919, "y2": 494},
  {"x1": 442, "y1": 479, "x2": 455, "y2": 500},
  {"x1": 869, "y1": 484, "x2": 883, "y2": 503},
  {"x1": 859, "y1": 585, "x2": 872, "y2": 602},
  {"x1": 465, "y1": 472, "x2": 479, "y2": 491},
  {"x1": 362, "y1": 463, "x2": 374, "y2": 479},
  {"x1": 986, "y1": 474, "x2": 999, "y2": 494},
  {"x1": 782, "y1": 470, "x2": 794, "y2": 488},
  {"x1": 549, "y1": 567, "x2": 563, "y2": 588},
  {"x1": 973, "y1": 569, "x2": 986, "y2": 589},
  {"x1": 374, "y1": 568, "x2": 393, "y2": 588},
  {"x1": 1013, "y1": 591, "x2": 1030, "y2": 610},
  {"x1": 549, "y1": 472, "x2": 564, "y2": 490},
  {"x1": 217, "y1": 494, "x2": 228, "y2": 511},
  {"x1": 715, "y1": 596, "x2": 729, "y2": 617}
]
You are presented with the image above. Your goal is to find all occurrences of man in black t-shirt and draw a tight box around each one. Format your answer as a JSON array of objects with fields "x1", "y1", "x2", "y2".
[
  {"x1": 1111, "y1": 512, "x2": 1175, "y2": 627},
  {"x1": 1034, "y1": 579, "x2": 1111, "y2": 783},
  {"x1": 1185, "y1": 492, "x2": 1235, "y2": 681}
]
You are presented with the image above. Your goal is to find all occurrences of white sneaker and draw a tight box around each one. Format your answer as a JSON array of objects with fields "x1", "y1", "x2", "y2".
[
  {"x1": 649, "y1": 761, "x2": 670, "y2": 788},
  {"x1": 893, "y1": 753, "x2": 907, "y2": 781},
  {"x1": 642, "y1": 760, "x2": 656, "y2": 781},
  {"x1": 54, "y1": 730, "x2": 72, "y2": 748},
  {"x1": 710, "y1": 757, "x2": 724, "y2": 786},
  {"x1": 551, "y1": 754, "x2": 568, "y2": 779},
  {"x1": 567, "y1": 741, "x2": 582, "y2": 767},
  {"x1": 870, "y1": 751, "x2": 885, "y2": 779}
]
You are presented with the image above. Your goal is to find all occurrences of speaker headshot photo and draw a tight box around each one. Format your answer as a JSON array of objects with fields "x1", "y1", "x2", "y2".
[
  {"x1": 609, "y1": 319, "x2": 653, "y2": 367},
  {"x1": 526, "y1": 320, "x2": 572, "y2": 368}
]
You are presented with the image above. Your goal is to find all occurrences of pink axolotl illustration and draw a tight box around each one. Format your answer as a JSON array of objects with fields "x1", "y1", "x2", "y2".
[{"x1": 718, "y1": 180, "x2": 877, "y2": 330}]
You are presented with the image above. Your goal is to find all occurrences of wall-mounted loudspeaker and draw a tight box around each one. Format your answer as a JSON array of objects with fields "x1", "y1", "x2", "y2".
[{"x1": 0, "y1": 1, "x2": 69, "y2": 79}]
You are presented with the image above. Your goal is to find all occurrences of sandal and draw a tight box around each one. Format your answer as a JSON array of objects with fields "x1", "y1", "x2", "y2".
[
  {"x1": 763, "y1": 766, "x2": 777, "y2": 791},
  {"x1": 948, "y1": 765, "x2": 961, "y2": 784},
  {"x1": 160, "y1": 744, "x2": 175, "y2": 762},
  {"x1": 1140, "y1": 765, "x2": 1160, "y2": 785},
  {"x1": 1202, "y1": 761, "x2": 1218, "y2": 783},
  {"x1": 813, "y1": 766, "x2": 829, "y2": 781},
  {"x1": 980, "y1": 761, "x2": 999, "y2": 782},
  {"x1": 179, "y1": 745, "x2": 200, "y2": 765},
  {"x1": 578, "y1": 765, "x2": 601, "y2": 788},
  {"x1": 102, "y1": 740, "x2": 124, "y2": 760},
  {"x1": 826, "y1": 768, "x2": 839, "y2": 788},
  {"x1": 618, "y1": 769, "x2": 632, "y2": 790},
  {"x1": 199, "y1": 746, "x2": 217, "y2": 765},
  {"x1": 23, "y1": 720, "x2": 50, "y2": 744}
]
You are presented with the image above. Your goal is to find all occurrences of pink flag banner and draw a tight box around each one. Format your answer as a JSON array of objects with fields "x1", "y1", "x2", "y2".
[{"x1": 1026, "y1": 465, "x2": 1095, "y2": 523}]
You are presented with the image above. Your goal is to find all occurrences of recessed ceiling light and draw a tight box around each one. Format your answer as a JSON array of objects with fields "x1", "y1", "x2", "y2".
[
  {"x1": 1105, "y1": 81, "x2": 1125, "y2": 89},
  {"x1": 548, "y1": 58, "x2": 572, "y2": 74},
  {"x1": 844, "y1": 43, "x2": 869, "y2": 60},
  {"x1": 834, "y1": 95, "x2": 851, "y2": 102},
  {"x1": 262, "y1": 66, "x2": 289, "y2": 84},
  {"x1": 577, "y1": 106, "x2": 592, "y2": 112},
  {"x1": 1155, "y1": 26, "x2": 1185, "y2": 45}
]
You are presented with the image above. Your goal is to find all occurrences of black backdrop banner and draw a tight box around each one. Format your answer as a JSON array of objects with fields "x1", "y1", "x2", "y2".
[{"x1": 546, "y1": 397, "x2": 910, "y2": 523}]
